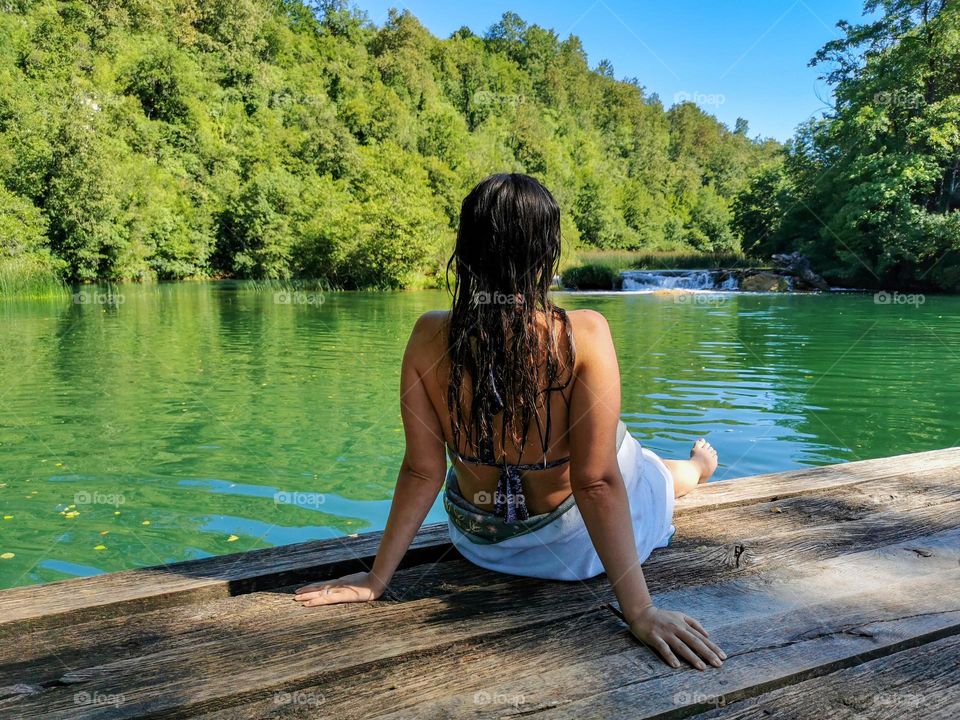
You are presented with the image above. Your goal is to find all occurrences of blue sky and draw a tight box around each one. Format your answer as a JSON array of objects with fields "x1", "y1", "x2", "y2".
[{"x1": 356, "y1": 0, "x2": 869, "y2": 141}]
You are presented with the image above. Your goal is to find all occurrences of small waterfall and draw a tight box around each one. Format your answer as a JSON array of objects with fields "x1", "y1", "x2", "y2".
[{"x1": 620, "y1": 269, "x2": 739, "y2": 292}]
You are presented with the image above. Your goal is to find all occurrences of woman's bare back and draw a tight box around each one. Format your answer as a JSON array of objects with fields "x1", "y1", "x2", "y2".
[{"x1": 407, "y1": 308, "x2": 591, "y2": 515}]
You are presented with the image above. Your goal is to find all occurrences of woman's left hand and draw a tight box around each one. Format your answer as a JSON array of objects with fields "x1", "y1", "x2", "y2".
[{"x1": 294, "y1": 571, "x2": 384, "y2": 607}]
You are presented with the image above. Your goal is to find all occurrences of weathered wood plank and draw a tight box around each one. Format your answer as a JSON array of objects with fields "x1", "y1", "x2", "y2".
[
  {"x1": 0, "y1": 564, "x2": 617, "y2": 718},
  {"x1": 5, "y1": 495, "x2": 960, "y2": 717},
  {"x1": 2, "y1": 447, "x2": 957, "y2": 629},
  {"x1": 369, "y1": 529, "x2": 960, "y2": 719},
  {"x1": 675, "y1": 445, "x2": 960, "y2": 514},
  {"x1": 4, "y1": 468, "x2": 959, "y2": 688},
  {"x1": 0, "y1": 523, "x2": 455, "y2": 631},
  {"x1": 194, "y1": 608, "x2": 634, "y2": 720},
  {"x1": 690, "y1": 633, "x2": 960, "y2": 719}
]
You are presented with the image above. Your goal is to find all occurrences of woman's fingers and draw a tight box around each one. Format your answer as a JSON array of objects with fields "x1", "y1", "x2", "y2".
[
  {"x1": 667, "y1": 634, "x2": 707, "y2": 671},
  {"x1": 681, "y1": 618, "x2": 727, "y2": 660},
  {"x1": 295, "y1": 583, "x2": 373, "y2": 606},
  {"x1": 293, "y1": 584, "x2": 331, "y2": 601},
  {"x1": 683, "y1": 614, "x2": 709, "y2": 637},
  {"x1": 650, "y1": 636, "x2": 681, "y2": 669},
  {"x1": 698, "y1": 632, "x2": 727, "y2": 661},
  {"x1": 677, "y1": 629, "x2": 723, "y2": 668},
  {"x1": 298, "y1": 585, "x2": 359, "y2": 606}
]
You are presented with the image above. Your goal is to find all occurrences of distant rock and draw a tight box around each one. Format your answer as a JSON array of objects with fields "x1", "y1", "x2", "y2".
[
  {"x1": 740, "y1": 271, "x2": 790, "y2": 292},
  {"x1": 772, "y1": 252, "x2": 830, "y2": 291}
]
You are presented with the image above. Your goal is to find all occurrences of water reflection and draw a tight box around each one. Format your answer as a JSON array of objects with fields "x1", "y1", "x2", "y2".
[{"x1": 1, "y1": 284, "x2": 958, "y2": 587}]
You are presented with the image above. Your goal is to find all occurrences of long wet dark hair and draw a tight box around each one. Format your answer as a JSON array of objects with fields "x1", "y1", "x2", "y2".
[{"x1": 446, "y1": 174, "x2": 574, "y2": 461}]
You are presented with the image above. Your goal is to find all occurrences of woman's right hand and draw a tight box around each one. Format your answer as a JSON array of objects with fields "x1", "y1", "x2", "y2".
[
  {"x1": 293, "y1": 571, "x2": 384, "y2": 607},
  {"x1": 628, "y1": 605, "x2": 726, "y2": 670}
]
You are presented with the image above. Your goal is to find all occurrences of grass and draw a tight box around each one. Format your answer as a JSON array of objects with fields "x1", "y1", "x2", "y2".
[{"x1": 0, "y1": 255, "x2": 68, "y2": 299}]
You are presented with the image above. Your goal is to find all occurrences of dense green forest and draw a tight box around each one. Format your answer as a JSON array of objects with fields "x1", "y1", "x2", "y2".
[
  {"x1": 0, "y1": 0, "x2": 778, "y2": 289},
  {"x1": 3, "y1": 0, "x2": 957, "y2": 292},
  {"x1": 735, "y1": 0, "x2": 960, "y2": 291}
]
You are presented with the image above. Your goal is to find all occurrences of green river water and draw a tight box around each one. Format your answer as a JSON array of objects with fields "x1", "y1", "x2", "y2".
[{"x1": 1, "y1": 282, "x2": 958, "y2": 588}]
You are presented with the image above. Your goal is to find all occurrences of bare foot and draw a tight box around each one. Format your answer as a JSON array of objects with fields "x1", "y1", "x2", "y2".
[{"x1": 690, "y1": 438, "x2": 718, "y2": 483}]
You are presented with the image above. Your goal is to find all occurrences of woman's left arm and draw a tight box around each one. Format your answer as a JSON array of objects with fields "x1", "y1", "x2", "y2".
[{"x1": 295, "y1": 315, "x2": 448, "y2": 607}]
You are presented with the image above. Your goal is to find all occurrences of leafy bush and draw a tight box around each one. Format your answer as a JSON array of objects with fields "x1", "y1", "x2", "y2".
[{"x1": 561, "y1": 263, "x2": 622, "y2": 290}]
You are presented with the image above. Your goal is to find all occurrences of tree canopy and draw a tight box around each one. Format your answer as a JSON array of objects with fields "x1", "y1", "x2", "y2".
[
  {"x1": 0, "y1": 0, "x2": 777, "y2": 288},
  {"x1": 733, "y1": 0, "x2": 960, "y2": 291}
]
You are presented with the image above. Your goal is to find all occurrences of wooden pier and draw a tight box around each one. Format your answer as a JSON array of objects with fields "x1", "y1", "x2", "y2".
[{"x1": 2, "y1": 448, "x2": 960, "y2": 718}]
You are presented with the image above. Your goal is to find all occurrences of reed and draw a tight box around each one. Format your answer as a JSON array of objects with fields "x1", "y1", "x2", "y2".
[{"x1": 0, "y1": 255, "x2": 67, "y2": 299}]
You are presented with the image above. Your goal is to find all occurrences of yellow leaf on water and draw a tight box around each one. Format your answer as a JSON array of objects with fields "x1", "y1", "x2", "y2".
[
  {"x1": 0, "y1": 553, "x2": 14, "y2": 559},
  {"x1": 94, "y1": 545, "x2": 106, "y2": 551},
  {"x1": 100, "y1": 530, "x2": 109, "y2": 535},
  {"x1": 227, "y1": 535, "x2": 239, "y2": 542},
  {"x1": 114, "y1": 511, "x2": 121, "y2": 516},
  {"x1": 55, "y1": 463, "x2": 63, "y2": 468},
  {"x1": 2, "y1": 516, "x2": 11, "y2": 520},
  {"x1": 141, "y1": 520, "x2": 151, "y2": 526}
]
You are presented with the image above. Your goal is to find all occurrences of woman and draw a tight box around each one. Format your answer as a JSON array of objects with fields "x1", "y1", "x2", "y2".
[{"x1": 295, "y1": 174, "x2": 725, "y2": 671}]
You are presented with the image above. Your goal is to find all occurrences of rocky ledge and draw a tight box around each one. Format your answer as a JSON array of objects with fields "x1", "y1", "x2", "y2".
[{"x1": 719, "y1": 253, "x2": 831, "y2": 293}]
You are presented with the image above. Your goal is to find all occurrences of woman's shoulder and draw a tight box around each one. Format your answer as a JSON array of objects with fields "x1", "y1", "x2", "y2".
[
  {"x1": 412, "y1": 310, "x2": 451, "y2": 334},
  {"x1": 564, "y1": 308, "x2": 611, "y2": 337},
  {"x1": 408, "y1": 311, "x2": 451, "y2": 350}
]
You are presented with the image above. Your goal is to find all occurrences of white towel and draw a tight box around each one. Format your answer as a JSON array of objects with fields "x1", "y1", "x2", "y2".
[{"x1": 447, "y1": 431, "x2": 676, "y2": 581}]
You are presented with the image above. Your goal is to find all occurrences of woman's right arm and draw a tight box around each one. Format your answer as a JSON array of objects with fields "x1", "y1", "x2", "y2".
[{"x1": 566, "y1": 310, "x2": 725, "y2": 670}]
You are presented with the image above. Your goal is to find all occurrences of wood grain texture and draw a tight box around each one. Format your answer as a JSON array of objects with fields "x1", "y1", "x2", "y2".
[
  {"x1": 3, "y1": 488, "x2": 960, "y2": 716},
  {"x1": 4, "y1": 469, "x2": 959, "y2": 692},
  {"x1": 378, "y1": 530, "x2": 960, "y2": 719},
  {"x1": 3, "y1": 446, "x2": 957, "y2": 631},
  {"x1": 1, "y1": 448, "x2": 959, "y2": 719},
  {"x1": 0, "y1": 522, "x2": 455, "y2": 631},
  {"x1": 674, "y1": 446, "x2": 960, "y2": 514},
  {"x1": 689, "y1": 633, "x2": 960, "y2": 719}
]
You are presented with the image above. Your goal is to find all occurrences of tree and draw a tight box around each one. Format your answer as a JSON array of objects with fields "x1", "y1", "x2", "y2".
[{"x1": 752, "y1": 0, "x2": 960, "y2": 289}]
